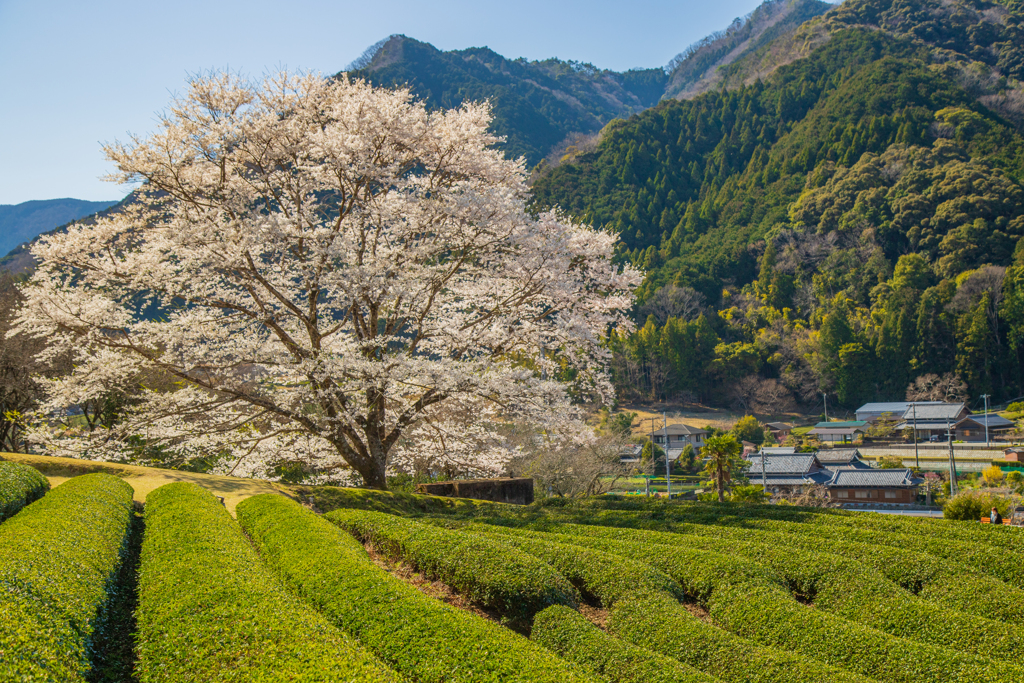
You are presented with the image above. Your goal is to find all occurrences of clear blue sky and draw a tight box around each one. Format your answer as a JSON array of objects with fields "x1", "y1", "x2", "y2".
[{"x1": 1, "y1": 0, "x2": 791, "y2": 204}]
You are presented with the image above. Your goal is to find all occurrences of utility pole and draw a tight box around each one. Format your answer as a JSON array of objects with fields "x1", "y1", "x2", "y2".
[
  {"x1": 647, "y1": 417, "x2": 654, "y2": 497},
  {"x1": 664, "y1": 412, "x2": 671, "y2": 500},
  {"x1": 982, "y1": 394, "x2": 990, "y2": 447},
  {"x1": 947, "y1": 415, "x2": 958, "y2": 497},
  {"x1": 912, "y1": 402, "x2": 919, "y2": 469},
  {"x1": 761, "y1": 446, "x2": 768, "y2": 503},
  {"x1": 823, "y1": 393, "x2": 829, "y2": 422}
]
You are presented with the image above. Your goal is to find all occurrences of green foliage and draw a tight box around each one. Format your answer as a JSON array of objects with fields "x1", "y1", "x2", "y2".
[
  {"x1": 534, "y1": 523, "x2": 1024, "y2": 681},
  {"x1": 137, "y1": 483, "x2": 397, "y2": 682},
  {"x1": 730, "y1": 484, "x2": 769, "y2": 503},
  {"x1": 457, "y1": 522, "x2": 684, "y2": 606},
  {"x1": 732, "y1": 415, "x2": 764, "y2": 444},
  {"x1": 943, "y1": 489, "x2": 1014, "y2": 520},
  {"x1": 876, "y1": 455, "x2": 906, "y2": 468},
  {"x1": 0, "y1": 474, "x2": 133, "y2": 683},
  {"x1": 237, "y1": 495, "x2": 597, "y2": 683},
  {"x1": 640, "y1": 440, "x2": 666, "y2": 463},
  {"x1": 532, "y1": 605, "x2": 716, "y2": 683},
  {"x1": 528, "y1": 4, "x2": 1024, "y2": 407},
  {"x1": 0, "y1": 460, "x2": 48, "y2": 521},
  {"x1": 291, "y1": 483, "x2": 491, "y2": 515},
  {"x1": 702, "y1": 434, "x2": 747, "y2": 501},
  {"x1": 601, "y1": 410, "x2": 639, "y2": 436},
  {"x1": 326, "y1": 508, "x2": 580, "y2": 625},
  {"x1": 1006, "y1": 401, "x2": 1024, "y2": 414}
]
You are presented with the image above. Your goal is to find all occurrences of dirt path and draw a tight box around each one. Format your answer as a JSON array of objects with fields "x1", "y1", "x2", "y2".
[{"x1": 1, "y1": 452, "x2": 288, "y2": 514}]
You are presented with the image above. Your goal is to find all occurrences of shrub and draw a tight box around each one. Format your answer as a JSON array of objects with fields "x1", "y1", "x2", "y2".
[
  {"x1": 943, "y1": 489, "x2": 1013, "y2": 521},
  {"x1": 0, "y1": 473, "x2": 133, "y2": 682},
  {"x1": 1006, "y1": 401, "x2": 1024, "y2": 414},
  {"x1": 1007, "y1": 471, "x2": 1024, "y2": 487},
  {"x1": 0, "y1": 460, "x2": 49, "y2": 521},
  {"x1": 537, "y1": 524, "x2": 1024, "y2": 680},
  {"x1": 326, "y1": 508, "x2": 579, "y2": 624},
  {"x1": 981, "y1": 465, "x2": 1006, "y2": 487},
  {"x1": 611, "y1": 594, "x2": 872, "y2": 683},
  {"x1": 532, "y1": 605, "x2": 716, "y2": 683},
  {"x1": 136, "y1": 483, "x2": 397, "y2": 683},
  {"x1": 237, "y1": 494, "x2": 598, "y2": 683},
  {"x1": 291, "y1": 483, "x2": 491, "y2": 515},
  {"x1": 456, "y1": 522, "x2": 683, "y2": 606}
]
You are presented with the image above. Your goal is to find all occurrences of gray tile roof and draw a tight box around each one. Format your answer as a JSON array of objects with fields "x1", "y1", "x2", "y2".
[
  {"x1": 856, "y1": 401, "x2": 943, "y2": 415},
  {"x1": 653, "y1": 424, "x2": 707, "y2": 436},
  {"x1": 759, "y1": 447, "x2": 798, "y2": 455},
  {"x1": 827, "y1": 469, "x2": 921, "y2": 487},
  {"x1": 757, "y1": 472, "x2": 833, "y2": 487},
  {"x1": 765, "y1": 422, "x2": 793, "y2": 430},
  {"x1": 814, "y1": 448, "x2": 861, "y2": 464},
  {"x1": 972, "y1": 414, "x2": 1015, "y2": 428},
  {"x1": 748, "y1": 454, "x2": 821, "y2": 476},
  {"x1": 808, "y1": 426, "x2": 864, "y2": 436},
  {"x1": 901, "y1": 403, "x2": 966, "y2": 420}
]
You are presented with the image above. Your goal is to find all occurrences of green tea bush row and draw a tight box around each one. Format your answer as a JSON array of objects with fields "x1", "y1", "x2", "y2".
[
  {"x1": 522, "y1": 525, "x2": 1024, "y2": 683},
  {"x1": 610, "y1": 593, "x2": 873, "y2": 683},
  {"x1": 546, "y1": 522, "x2": 1024, "y2": 662},
  {"x1": 237, "y1": 494, "x2": 598, "y2": 683},
  {"x1": 592, "y1": 515, "x2": 1024, "y2": 624},
  {"x1": 544, "y1": 504, "x2": 1023, "y2": 587},
  {"x1": 327, "y1": 508, "x2": 579, "y2": 624},
  {"x1": 532, "y1": 605, "x2": 717, "y2": 683},
  {"x1": 136, "y1": 483, "x2": 397, "y2": 683},
  {"x1": 0, "y1": 460, "x2": 49, "y2": 521},
  {"x1": 0, "y1": 473, "x2": 133, "y2": 682},
  {"x1": 454, "y1": 522, "x2": 682, "y2": 606}
]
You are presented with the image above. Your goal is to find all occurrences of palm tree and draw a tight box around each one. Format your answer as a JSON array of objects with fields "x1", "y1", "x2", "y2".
[{"x1": 702, "y1": 434, "x2": 743, "y2": 502}]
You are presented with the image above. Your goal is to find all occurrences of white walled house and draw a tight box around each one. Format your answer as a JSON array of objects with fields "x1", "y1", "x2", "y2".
[{"x1": 651, "y1": 424, "x2": 708, "y2": 455}]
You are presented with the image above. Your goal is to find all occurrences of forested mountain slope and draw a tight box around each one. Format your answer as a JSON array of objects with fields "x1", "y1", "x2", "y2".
[
  {"x1": 531, "y1": 0, "x2": 1024, "y2": 410},
  {"x1": 345, "y1": 35, "x2": 668, "y2": 166}
]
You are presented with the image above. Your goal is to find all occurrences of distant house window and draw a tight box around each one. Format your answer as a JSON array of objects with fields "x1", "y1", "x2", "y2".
[
  {"x1": 676, "y1": 435, "x2": 685, "y2": 442},
  {"x1": 855, "y1": 490, "x2": 871, "y2": 499},
  {"x1": 837, "y1": 491, "x2": 849, "y2": 498},
  {"x1": 885, "y1": 491, "x2": 899, "y2": 499},
  {"x1": 963, "y1": 430, "x2": 971, "y2": 437}
]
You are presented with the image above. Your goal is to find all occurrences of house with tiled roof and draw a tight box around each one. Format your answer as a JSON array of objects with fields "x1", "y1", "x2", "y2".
[
  {"x1": 650, "y1": 423, "x2": 707, "y2": 456},
  {"x1": 807, "y1": 421, "x2": 867, "y2": 443},
  {"x1": 893, "y1": 403, "x2": 1005, "y2": 442},
  {"x1": 826, "y1": 468, "x2": 923, "y2": 504},
  {"x1": 855, "y1": 401, "x2": 943, "y2": 422},
  {"x1": 813, "y1": 448, "x2": 871, "y2": 470},
  {"x1": 747, "y1": 454, "x2": 832, "y2": 492}
]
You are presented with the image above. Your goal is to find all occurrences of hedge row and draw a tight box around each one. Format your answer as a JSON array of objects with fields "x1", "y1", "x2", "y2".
[
  {"x1": 457, "y1": 525, "x2": 872, "y2": 683},
  {"x1": 605, "y1": 516, "x2": 1024, "y2": 625},
  {"x1": 547, "y1": 522, "x2": 1024, "y2": 662},
  {"x1": 136, "y1": 483, "x2": 397, "y2": 683},
  {"x1": 453, "y1": 521, "x2": 682, "y2": 606},
  {"x1": 539, "y1": 503, "x2": 1024, "y2": 588},
  {"x1": 237, "y1": 494, "x2": 599, "y2": 683},
  {"x1": 0, "y1": 460, "x2": 50, "y2": 522},
  {"x1": 532, "y1": 605, "x2": 717, "y2": 683},
  {"x1": 0, "y1": 473, "x2": 134, "y2": 682},
  {"x1": 610, "y1": 593, "x2": 873, "y2": 683},
  {"x1": 327, "y1": 508, "x2": 579, "y2": 624}
]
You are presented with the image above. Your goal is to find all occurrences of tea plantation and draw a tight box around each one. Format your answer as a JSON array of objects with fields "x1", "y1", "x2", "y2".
[{"x1": 2, "y1": 460, "x2": 1023, "y2": 683}]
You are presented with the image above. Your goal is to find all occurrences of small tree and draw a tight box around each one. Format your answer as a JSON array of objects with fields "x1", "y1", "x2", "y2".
[
  {"x1": 876, "y1": 455, "x2": 906, "y2": 469},
  {"x1": 702, "y1": 434, "x2": 744, "y2": 503},
  {"x1": 732, "y1": 415, "x2": 764, "y2": 446},
  {"x1": 981, "y1": 465, "x2": 1006, "y2": 487}
]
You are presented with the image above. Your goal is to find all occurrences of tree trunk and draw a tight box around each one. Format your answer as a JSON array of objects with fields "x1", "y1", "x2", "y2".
[{"x1": 717, "y1": 462, "x2": 726, "y2": 503}]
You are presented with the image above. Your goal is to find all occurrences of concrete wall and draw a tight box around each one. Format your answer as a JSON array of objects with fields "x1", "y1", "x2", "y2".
[{"x1": 417, "y1": 477, "x2": 534, "y2": 505}]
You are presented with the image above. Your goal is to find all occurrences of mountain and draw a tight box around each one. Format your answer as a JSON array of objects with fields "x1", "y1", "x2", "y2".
[
  {"x1": 0, "y1": 197, "x2": 125, "y2": 275},
  {"x1": 0, "y1": 199, "x2": 118, "y2": 259},
  {"x1": 530, "y1": 0, "x2": 1024, "y2": 409},
  {"x1": 344, "y1": 35, "x2": 669, "y2": 167},
  {"x1": 663, "y1": 0, "x2": 833, "y2": 100}
]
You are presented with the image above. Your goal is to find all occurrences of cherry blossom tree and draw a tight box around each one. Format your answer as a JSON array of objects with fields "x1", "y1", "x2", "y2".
[{"x1": 14, "y1": 72, "x2": 640, "y2": 488}]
